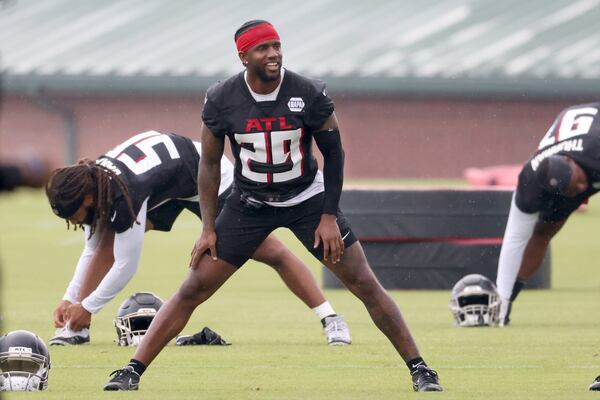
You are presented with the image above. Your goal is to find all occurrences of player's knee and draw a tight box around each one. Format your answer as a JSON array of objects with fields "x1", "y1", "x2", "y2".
[
  {"x1": 342, "y1": 271, "x2": 381, "y2": 299},
  {"x1": 176, "y1": 279, "x2": 209, "y2": 307}
]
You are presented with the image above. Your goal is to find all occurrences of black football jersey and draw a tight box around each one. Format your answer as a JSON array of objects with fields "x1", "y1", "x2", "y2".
[
  {"x1": 516, "y1": 102, "x2": 600, "y2": 216},
  {"x1": 96, "y1": 131, "x2": 200, "y2": 233},
  {"x1": 202, "y1": 69, "x2": 334, "y2": 202}
]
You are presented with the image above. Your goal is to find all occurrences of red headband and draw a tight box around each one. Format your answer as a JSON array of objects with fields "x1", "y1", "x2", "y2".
[{"x1": 236, "y1": 23, "x2": 280, "y2": 52}]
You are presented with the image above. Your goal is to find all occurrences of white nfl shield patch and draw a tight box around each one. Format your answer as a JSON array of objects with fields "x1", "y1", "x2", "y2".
[{"x1": 288, "y1": 97, "x2": 305, "y2": 112}]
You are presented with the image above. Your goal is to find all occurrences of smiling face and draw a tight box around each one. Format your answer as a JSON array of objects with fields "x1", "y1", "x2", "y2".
[{"x1": 241, "y1": 39, "x2": 282, "y2": 83}]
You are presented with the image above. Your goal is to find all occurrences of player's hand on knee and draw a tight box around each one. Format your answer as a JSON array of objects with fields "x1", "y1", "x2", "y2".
[
  {"x1": 190, "y1": 229, "x2": 218, "y2": 269},
  {"x1": 314, "y1": 214, "x2": 343, "y2": 263},
  {"x1": 53, "y1": 300, "x2": 72, "y2": 328}
]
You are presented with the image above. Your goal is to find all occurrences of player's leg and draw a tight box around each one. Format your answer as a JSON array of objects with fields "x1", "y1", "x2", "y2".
[
  {"x1": 104, "y1": 193, "x2": 273, "y2": 390},
  {"x1": 324, "y1": 243, "x2": 441, "y2": 391},
  {"x1": 288, "y1": 196, "x2": 415, "y2": 353},
  {"x1": 104, "y1": 256, "x2": 237, "y2": 391},
  {"x1": 134, "y1": 257, "x2": 236, "y2": 366},
  {"x1": 252, "y1": 235, "x2": 325, "y2": 308},
  {"x1": 326, "y1": 242, "x2": 419, "y2": 356},
  {"x1": 289, "y1": 194, "x2": 441, "y2": 391},
  {"x1": 251, "y1": 234, "x2": 351, "y2": 345},
  {"x1": 212, "y1": 188, "x2": 329, "y2": 312}
]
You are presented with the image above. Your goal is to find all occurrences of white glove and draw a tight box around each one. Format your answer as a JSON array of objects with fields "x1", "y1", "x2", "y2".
[{"x1": 498, "y1": 297, "x2": 512, "y2": 327}]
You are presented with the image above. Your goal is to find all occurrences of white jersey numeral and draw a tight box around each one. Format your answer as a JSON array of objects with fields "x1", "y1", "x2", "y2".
[
  {"x1": 538, "y1": 107, "x2": 598, "y2": 149},
  {"x1": 105, "y1": 131, "x2": 180, "y2": 175},
  {"x1": 234, "y1": 129, "x2": 303, "y2": 183}
]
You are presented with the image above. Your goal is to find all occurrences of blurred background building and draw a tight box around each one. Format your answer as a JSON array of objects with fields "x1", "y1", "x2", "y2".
[{"x1": 1, "y1": 0, "x2": 599, "y2": 178}]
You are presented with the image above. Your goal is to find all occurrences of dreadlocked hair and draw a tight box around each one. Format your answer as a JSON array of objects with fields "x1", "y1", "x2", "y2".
[{"x1": 45, "y1": 159, "x2": 138, "y2": 238}]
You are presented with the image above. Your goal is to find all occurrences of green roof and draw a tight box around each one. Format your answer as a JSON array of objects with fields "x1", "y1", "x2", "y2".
[{"x1": 2, "y1": 0, "x2": 600, "y2": 96}]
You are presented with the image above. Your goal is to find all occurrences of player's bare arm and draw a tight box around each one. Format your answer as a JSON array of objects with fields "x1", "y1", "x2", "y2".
[
  {"x1": 190, "y1": 124, "x2": 225, "y2": 267},
  {"x1": 313, "y1": 112, "x2": 345, "y2": 263},
  {"x1": 518, "y1": 219, "x2": 565, "y2": 280}
]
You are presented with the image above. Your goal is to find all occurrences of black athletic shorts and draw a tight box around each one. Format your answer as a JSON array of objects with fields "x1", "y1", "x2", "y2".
[
  {"x1": 215, "y1": 188, "x2": 358, "y2": 268},
  {"x1": 147, "y1": 186, "x2": 232, "y2": 231}
]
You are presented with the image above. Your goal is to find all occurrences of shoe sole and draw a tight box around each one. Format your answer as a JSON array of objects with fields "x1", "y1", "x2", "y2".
[
  {"x1": 103, "y1": 384, "x2": 139, "y2": 391},
  {"x1": 413, "y1": 383, "x2": 443, "y2": 392},
  {"x1": 328, "y1": 340, "x2": 352, "y2": 346},
  {"x1": 48, "y1": 339, "x2": 90, "y2": 346}
]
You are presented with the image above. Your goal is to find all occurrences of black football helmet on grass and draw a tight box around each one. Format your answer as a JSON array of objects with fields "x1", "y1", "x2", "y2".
[
  {"x1": 0, "y1": 330, "x2": 50, "y2": 391},
  {"x1": 114, "y1": 292, "x2": 163, "y2": 346}
]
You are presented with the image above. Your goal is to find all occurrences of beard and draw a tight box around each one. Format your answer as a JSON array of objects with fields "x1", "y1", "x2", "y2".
[{"x1": 252, "y1": 63, "x2": 281, "y2": 82}]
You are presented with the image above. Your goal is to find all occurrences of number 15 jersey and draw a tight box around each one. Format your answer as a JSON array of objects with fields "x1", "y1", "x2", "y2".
[
  {"x1": 202, "y1": 68, "x2": 334, "y2": 203},
  {"x1": 96, "y1": 131, "x2": 233, "y2": 233}
]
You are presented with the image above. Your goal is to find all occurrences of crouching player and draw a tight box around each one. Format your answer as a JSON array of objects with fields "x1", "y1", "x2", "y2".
[
  {"x1": 496, "y1": 102, "x2": 600, "y2": 325},
  {"x1": 46, "y1": 131, "x2": 351, "y2": 346}
]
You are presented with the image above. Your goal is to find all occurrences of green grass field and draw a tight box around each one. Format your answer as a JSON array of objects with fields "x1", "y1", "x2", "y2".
[{"x1": 0, "y1": 189, "x2": 599, "y2": 399}]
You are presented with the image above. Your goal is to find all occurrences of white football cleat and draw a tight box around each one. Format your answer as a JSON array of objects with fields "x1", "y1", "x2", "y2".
[
  {"x1": 48, "y1": 326, "x2": 90, "y2": 346},
  {"x1": 323, "y1": 315, "x2": 352, "y2": 346}
]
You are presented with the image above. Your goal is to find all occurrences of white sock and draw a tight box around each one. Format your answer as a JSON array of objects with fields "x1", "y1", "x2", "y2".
[{"x1": 312, "y1": 301, "x2": 336, "y2": 320}]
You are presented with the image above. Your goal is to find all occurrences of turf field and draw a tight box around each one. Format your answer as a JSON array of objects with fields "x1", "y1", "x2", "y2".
[{"x1": 0, "y1": 189, "x2": 599, "y2": 399}]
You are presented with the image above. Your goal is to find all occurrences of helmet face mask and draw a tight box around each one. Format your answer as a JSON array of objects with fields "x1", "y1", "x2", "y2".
[
  {"x1": 114, "y1": 292, "x2": 163, "y2": 346},
  {"x1": 0, "y1": 330, "x2": 50, "y2": 391},
  {"x1": 449, "y1": 274, "x2": 501, "y2": 327}
]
